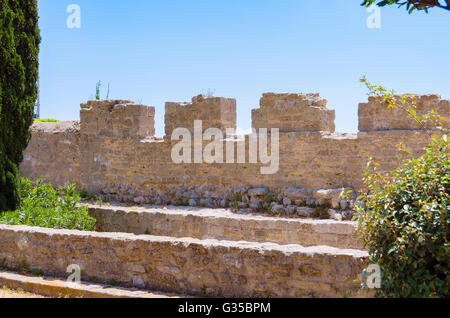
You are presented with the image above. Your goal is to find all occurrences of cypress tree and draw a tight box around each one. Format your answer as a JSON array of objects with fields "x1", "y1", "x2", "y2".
[{"x1": 0, "y1": 0, "x2": 40, "y2": 211}]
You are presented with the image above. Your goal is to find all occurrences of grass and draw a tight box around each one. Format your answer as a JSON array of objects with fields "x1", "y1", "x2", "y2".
[
  {"x1": 34, "y1": 118, "x2": 59, "y2": 122},
  {"x1": 31, "y1": 269, "x2": 44, "y2": 277},
  {"x1": 79, "y1": 190, "x2": 96, "y2": 201},
  {"x1": 200, "y1": 285, "x2": 207, "y2": 297}
]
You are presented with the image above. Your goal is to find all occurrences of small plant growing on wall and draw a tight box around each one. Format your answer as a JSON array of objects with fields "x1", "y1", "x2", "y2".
[{"x1": 95, "y1": 81, "x2": 102, "y2": 100}]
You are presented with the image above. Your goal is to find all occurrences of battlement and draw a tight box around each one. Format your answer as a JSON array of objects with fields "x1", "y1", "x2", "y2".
[
  {"x1": 165, "y1": 95, "x2": 236, "y2": 136},
  {"x1": 77, "y1": 93, "x2": 449, "y2": 139},
  {"x1": 252, "y1": 93, "x2": 335, "y2": 132},
  {"x1": 21, "y1": 91, "x2": 448, "y2": 203},
  {"x1": 80, "y1": 100, "x2": 155, "y2": 138},
  {"x1": 359, "y1": 94, "x2": 450, "y2": 131}
]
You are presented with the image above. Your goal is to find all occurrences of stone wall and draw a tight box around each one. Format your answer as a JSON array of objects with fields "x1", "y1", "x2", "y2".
[
  {"x1": 20, "y1": 121, "x2": 81, "y2": 186},
  {"x1": 0, "y1": 224, "x2": 369, "y2": 297},
  {"x1": 20, "y1": 93, "x2": 449, "y2": 207}
]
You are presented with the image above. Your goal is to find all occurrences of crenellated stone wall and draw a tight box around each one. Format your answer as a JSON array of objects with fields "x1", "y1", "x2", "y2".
[{"x1": 20, "y1": 92, "x2": 449, "y2": 213}]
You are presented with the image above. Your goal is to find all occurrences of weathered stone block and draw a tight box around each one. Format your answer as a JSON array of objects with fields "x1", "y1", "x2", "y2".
[
  {"x1": 80, "y1": 100, "x2": 155, "y2": 138},
  {"x1": 358, "y1": 94, "x2": 450, "y2": 131},
  {"x1": 252, "y1": 93, "x2": 335, "y2": 132},
  {"x1": 165, "y1": 95, "x2": 236, "y2": 136},
  {"x1": 284, "y1": 187, "x2": 310, "y2": 201}
]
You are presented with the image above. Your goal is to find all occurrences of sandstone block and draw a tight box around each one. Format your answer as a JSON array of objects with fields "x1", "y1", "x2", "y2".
[
  {"x1": 283, "y1": 197, "x2": 292, "y2": 206},
  {"x1": 165, "y1": 95, "x2": 236, "y2": 136},
  {"x1": 272, "y1": 204, "x2": 285, "y2": 214},
  {"x1": 284, "y1": 187, "x2": 310, "y2": 201},
  {"x1": 287, "y1": 205, "x2": 297, "y2": 216},
  {"x1": 252, "y1": 93, "x2": 335, "y2": 132},
  {"x1": 248, "y1": 188, "x2": 268, "y2": 196},
  {"x1": 296, "y1": 207, "x2": 314, "y2": 218},
  {"x1": 359, "y1": 94, "x2": 450, "y2": 131}
]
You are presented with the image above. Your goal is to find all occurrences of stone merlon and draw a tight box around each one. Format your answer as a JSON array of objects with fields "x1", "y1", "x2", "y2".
[
  {"x1": 252, "y1": 93, "x2": 335, "y2": 133},
  {"x1": 165, "y1": 95, "x2": 236, "y2": 136}
]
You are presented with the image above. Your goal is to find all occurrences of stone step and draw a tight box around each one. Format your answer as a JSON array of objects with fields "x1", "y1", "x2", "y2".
[
  {"x1": 87, "y1": 204, "x2": 363, "y2": 250},
  {"x1": 0, "y1": 271, "x2": 183, "y2": 298},
  {"x1": 0, "y1": 224, "x2": 370, "y2": 298}
]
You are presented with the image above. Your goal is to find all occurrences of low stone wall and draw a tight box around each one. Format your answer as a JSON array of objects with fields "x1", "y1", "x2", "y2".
[
  {"x1": 0, "y1": 224, "x2": 369, "y2": 298},
  {"x1": 88, "y1": 205, "x2": 362, "y2": 249}
]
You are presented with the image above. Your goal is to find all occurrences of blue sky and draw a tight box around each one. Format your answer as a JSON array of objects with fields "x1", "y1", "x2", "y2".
[{"x1": 37, "y1": 0, "x2": 450, "y2": 136}]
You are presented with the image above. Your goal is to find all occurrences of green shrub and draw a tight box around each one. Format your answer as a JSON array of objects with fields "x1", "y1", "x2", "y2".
[
  {"x1": 355, "y1": 78, "x2": 449, "y2": 298},
  {"x1": 355, "y1": 136, "x2": 449, "y2": 297},
  {"x1": 0, "y1": 178, "x2": 96, "y2": 231}
]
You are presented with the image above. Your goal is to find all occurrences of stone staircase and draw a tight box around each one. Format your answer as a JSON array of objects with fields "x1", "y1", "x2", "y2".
[
  {"x1": 0, "y1": 203, "x2": 370, "y2": 298},
  {"x1": 88, "y1": 204, "x2": 363, "y2": 250}
]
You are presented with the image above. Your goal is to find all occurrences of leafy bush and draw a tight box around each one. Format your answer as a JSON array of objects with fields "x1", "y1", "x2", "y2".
[
  {"x1": 355, "y1": 136, "x2": 449, "y2": 297},
  {"x1": 0, "y1": 178, "x2": 96, "y2": 231},
  {"x1": 354, "y1": 79, "x2": 449, "y2": 298}
]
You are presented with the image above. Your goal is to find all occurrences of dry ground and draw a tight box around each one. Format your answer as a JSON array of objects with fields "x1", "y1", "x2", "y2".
[{"x1": 0, "y1": 286, "x2": 45, "y2": 298}]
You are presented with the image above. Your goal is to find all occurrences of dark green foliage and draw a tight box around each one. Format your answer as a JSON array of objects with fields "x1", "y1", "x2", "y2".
[
  {"x1": 79, "y1": 190, "x2": 96, "y2": 201},
  {"x1": 313, "y1": 206, "x2": 330, "y2": 219},
  {"x1": 362, "y1": 0, "x2": 450, "y2": 13},
  {"x1": 0, "y1": 178, "x2": 96, "y2": 231},
  {"x1": 0, "y1": 0, "x2": 40, "y2": 211}
]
